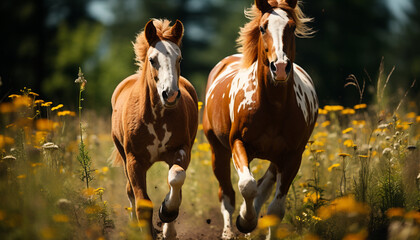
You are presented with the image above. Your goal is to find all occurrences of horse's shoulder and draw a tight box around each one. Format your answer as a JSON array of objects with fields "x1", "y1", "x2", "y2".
[
  {"x1": 207, "y1": 54, "x2": 242, "y2": 90},
  {"x1": 111, "y1": 74, "x2": 140, "y2": 108}
]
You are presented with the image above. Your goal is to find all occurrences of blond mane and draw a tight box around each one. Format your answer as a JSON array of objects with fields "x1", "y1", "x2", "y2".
[
  {"x1": 237, "y1": 0, "x2": 314, "y2": 67},
  {"x1": 133, "y1": 19, "x2": 181, "y2": 69}
]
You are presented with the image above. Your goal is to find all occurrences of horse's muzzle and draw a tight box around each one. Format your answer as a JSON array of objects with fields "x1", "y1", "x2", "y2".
[
  {"x1": 162, "y1": 89, "x2": 181, "y2": 108},
  {"x1": 270, "y1": 59, "x2": 291, "y2": 81}
]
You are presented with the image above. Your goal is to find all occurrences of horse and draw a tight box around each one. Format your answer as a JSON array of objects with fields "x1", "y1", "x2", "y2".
[
  {"x1": 111, "y1": 19, "x2": 198, "y2": 239},
  {"x1": 203, "y1": 0, "x2": 318, "y2": 238}
]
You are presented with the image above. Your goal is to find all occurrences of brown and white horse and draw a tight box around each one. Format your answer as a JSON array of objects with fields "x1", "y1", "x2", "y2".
[
  {"x1": 111, "y1": 19, "x2": 198, "y2": 239},
  {"x1": 203, "y1": 0, "x2": 318, "y2": 238}
]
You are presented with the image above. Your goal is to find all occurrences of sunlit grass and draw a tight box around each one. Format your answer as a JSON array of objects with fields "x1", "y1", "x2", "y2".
[{"x1": 1, "y1": 70, "x2": 419, "y2": 239}]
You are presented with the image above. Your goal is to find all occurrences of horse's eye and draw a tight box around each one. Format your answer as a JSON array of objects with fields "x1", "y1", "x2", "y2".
[{"x1": 259, "y1": 26, "x2": 266, "y2": 34}]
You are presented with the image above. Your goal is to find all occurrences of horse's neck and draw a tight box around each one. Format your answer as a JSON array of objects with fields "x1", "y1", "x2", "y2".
[{"x1": 135, "y1": 71, "x2": 161, "y2": 112}]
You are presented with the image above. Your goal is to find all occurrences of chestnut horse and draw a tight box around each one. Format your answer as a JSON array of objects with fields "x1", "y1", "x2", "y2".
[
  {"x1": 203, "y1": 0, "x2": 318, "y2": 238},
  {"x1": 111, "y1": 19, "x2": 198, "y2": 239}
]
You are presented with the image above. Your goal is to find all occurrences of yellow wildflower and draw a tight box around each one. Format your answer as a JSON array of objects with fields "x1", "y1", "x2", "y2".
[
  {"x1": 405, "y1": 112, "x2": 416, "y2": 119},
  {"x1": 0, "y1": 103, "x2": 15, "y2": 113},
  {"x1": 17, "y1": 174, "x2": 26, "y2": 179},
  {"x1": 317, "y1": 195, "x2": 369, "y2": 220},
  {"x1": 94, "y1": 187, "x2": 105, "y2": 195},
  {"x1": 137, "y1": 199, "x2": 153, "y2": 209},
  {"x1": 28, "y1": 92, "x2": 39, "y2": 97},
  {"x1": 312, "y1": 216, "x2": 322, "y2": 221},
  {"x1": 416, "y1": 116, "x2": 420, "y2": 123},
  {"x1": 352, "y1": 120, "x2": 366, "y2": 127},
  {"x1": 197, "y1": 143, "x2": 211, "y2": 152},
  {"x1": 339, "y1": 153, "x2": 351, "y2": 157},
  {"x1": 257, "y1": 215, "x2": 279, "y2": 229},
  {"x1": 8, "y1": 94, "x2": 20, "y2": 99},
  {"x1": 36, "y1": 119, "x2": 56, "y2": 131},
  {"x1": 328, "y1": 163, "x2": 340, "y2": 172},
  {"x1": 82, "y1": 187, "x2": 96, "y2": 197},
  {"x1": 318, "y1": 108, "x2": 328, "y2": 115},
  {"x1": 197, "y1": 124, "x2": 203, "y2": 130},
  {"x1": 53, "y1": 214, "x2": 69, "y2": 223},
  {"x1": 40, "y1": 227, "x2": 56, "y2": 239},
  {"x1": 343, "y1": 139, "x2": 355, "y2": 148},
  {"x1": 304, "y1": 192, "x2": 320, "y2": 203},
  {"x1": 341, "y1": 108, "x2": 355, "y2": 115},
  {"x1": 354, "y1": 103, "x2": 367, "y2": 109},
  {"x1": 342, "y1": 127, "x2": 353, "y2": 134},
  {"x1": 85, "y1": 205, "x2": 101, "y2": 214},
  {"x1": 343, "y1": 229, "x2": 368, "y2": 240},
  {"x1": 51, "y1": 104, "x2": 63, "y2": 111},
  {"x1": 324, "y1": 105, "x2": 344, "y2": 111},
  {"x1": 358, "y1": 155, "x2": 368, "y2": 158},
  {"x1": 34, "y1": 99, "x2": 44, "y2": 105},
  {"x1": 101, "y1": 166, "x2": 109, "y2": 173},
  {"x1": 321, "y1": 121, "x2": 330, "y2": 127},
  {"x1": 385, "y1": 208, "x2": 405, "y2": 218},
  {"x1": 404, "y1": 210, "x2": 420, "y2": 224},
  {"x1": 0, "y1": 135, "x2": 15, "y2": 149},
  {"x1": 198, "y1": 101, "x2": 203, "y2": 110},
  {"x1": 41, "y1": 102, "x2": 53, "y2": 107},
  {"x1": 57, "y1": 110, "x2": 76, "y2": 117},
  {"x1": 13, "y1": 95, "x2": 32, "y2": 108}
]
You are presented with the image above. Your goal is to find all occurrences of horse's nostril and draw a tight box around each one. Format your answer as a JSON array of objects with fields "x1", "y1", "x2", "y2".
[
  {"x1": 270, "y1": 62, "x2": 276, "y2": 72},
  {"x1": 176, "y1": 90, "x2": 181, "y2": 99},
  {"x1": 162, "y1": 91, "x2": 168, "y2": 100},
  {"x1": 285, "y1": 60, "x2": 291, "y2": 74}
]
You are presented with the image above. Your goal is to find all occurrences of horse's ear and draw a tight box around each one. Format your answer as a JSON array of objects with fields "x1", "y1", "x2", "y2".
[
  {"x1": 285, "y1": 0, "x2": 297, "y2": 9},
  {"x1": 145, "y1": 20, "x2": 158, "y2": 45},
  {"x1": 171, "y1": 20, "x2": 184, "y2": 45},
  {"x1": 255, "y1": 0, "x2": 272, "y2": 13}
]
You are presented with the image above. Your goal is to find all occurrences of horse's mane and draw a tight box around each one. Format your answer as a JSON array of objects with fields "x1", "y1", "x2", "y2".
[
  {"x1": 133, "y1": 19, "x2": 181, "y2": 69},
  {"x1": 237, "y1": 0, "x2": 314, "y2": 68}
]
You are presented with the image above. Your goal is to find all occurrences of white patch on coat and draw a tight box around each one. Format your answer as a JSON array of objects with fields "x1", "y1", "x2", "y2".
[
  {"x1": 267, "y1": 9, "x2": 289, "y2": 62},
  {"x1": 148, "y1": 41, "x2": 181, "y2": 104},
  {"x1": 228, "y1": 61, "x2": 258, "y2": 122},
  {"x1": 146, "y1": 123, "x2": 172, "y2": 162},
  {"x1": 164, "y1": 165, "x2": 185, "y2": 210},
  {"x1": 163, "y1": 221, "x2": 177, "y2": 239},
  {"x1": 206, "y1": 58, "x2": 241, "y2": 105},
  {"x1": 220, "y1": 195, "x2": 235, "y2": 239},
  {"x1": 293, "y1": 64, "x2": 318, "y2": 125}
]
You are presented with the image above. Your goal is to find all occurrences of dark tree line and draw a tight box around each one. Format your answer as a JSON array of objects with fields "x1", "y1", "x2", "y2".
[{"x1": 1, "y1": 0, "x2": 418, "y2": 111}]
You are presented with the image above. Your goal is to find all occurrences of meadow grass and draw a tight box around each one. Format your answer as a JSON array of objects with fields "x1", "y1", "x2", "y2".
[{"x1": 0, "y1": 71, "x2": 419, "y2": 239}]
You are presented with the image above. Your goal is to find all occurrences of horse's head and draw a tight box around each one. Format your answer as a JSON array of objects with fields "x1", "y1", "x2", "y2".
[
  {"x1": 144, "y1": 19, "x2": 184, "y2": 108},
  {"x1": 256, "y1": 0, "x2": 298, "y2": 83}
]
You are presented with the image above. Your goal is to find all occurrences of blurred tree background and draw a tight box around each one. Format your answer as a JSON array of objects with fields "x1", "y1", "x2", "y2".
[{"x1": 0, "y1": 0, "x2": 418, "y2": 112}]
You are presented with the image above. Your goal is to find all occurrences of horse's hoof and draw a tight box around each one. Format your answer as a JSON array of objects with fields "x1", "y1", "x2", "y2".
[
  {"x1": 159, "y1": 202, "x2": 179, "y2": 223},
  {"x1": 236, "y1": 215, "x2": 258, "y2": 234}
]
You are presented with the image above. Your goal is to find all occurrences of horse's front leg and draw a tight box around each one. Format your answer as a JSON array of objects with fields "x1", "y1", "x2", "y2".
[
  {"x1": 125, "y1": 153, "x2": 154, "y2": 237},
  {"x1": 159, "y1": 148, "x2": 188, "y2": 239},
  {"x1": 232, "y1": 139, "x2": 258, "y2": 233},
  {"x1": 264, "y1": 154, "x2": 301, "y2": 239}
]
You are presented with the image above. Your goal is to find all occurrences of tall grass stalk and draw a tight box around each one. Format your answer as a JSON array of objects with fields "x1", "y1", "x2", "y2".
[{"x1": 75, "y1": 68, "x2": 93, "y2": 189}]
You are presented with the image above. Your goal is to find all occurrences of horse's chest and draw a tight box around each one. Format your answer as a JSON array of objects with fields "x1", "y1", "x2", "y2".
[
  {"x1": 144, "y1": 122, "x2": 172, "y2": 162},
  {"x1": 243, "y1": 118, "x2": 304, "y2": 158}
]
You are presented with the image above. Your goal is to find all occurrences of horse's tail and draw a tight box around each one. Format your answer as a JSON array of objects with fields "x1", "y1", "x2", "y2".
[{"x1": 108, "y1": 147, "x2": 123, "y2": 166}]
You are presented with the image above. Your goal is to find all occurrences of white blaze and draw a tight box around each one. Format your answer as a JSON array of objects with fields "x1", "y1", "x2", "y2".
[
  {"x1": 148, "y1": 41, "x2": 181, "y2": 104},
  {"x1": 267, "y1": 9, "x2": 289, "y2": 62}
]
